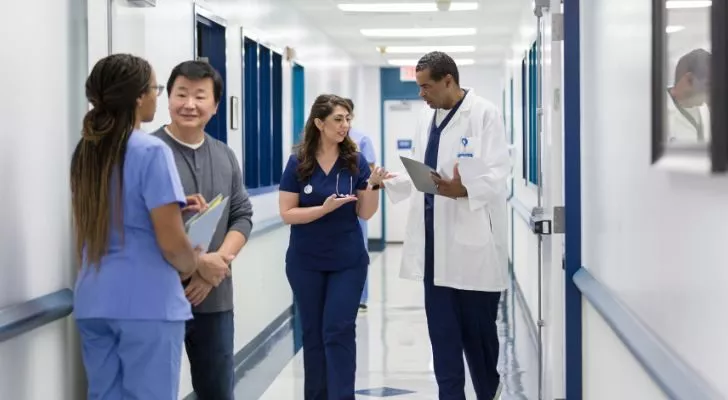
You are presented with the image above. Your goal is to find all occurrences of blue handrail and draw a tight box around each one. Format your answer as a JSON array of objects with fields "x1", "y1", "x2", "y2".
[
  {"x1": 0, "y1": 289, "x2": 74, "y2": 343},
  {"x1": 0, "y1": 216, "x2": 287, "y2": 344},
  {"x1": 574, "y1": 268, "x2": 723, "y2": 400}
]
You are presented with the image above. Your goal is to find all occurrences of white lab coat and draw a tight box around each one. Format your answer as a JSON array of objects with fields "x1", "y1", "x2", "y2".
[
  {"x1": 383, "y1": 89, "x2": 511, "y2": 292},
  {"x1": 666, "y1": 93, "x2": 711, "y2": 143}
]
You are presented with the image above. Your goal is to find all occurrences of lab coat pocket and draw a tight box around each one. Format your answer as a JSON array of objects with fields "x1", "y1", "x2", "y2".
[
  {"x1": 452, "y1": 198, "x2": 491, "y2": 247},
  {"x1": 447, "y1": 200, "x2": 501, "y2": 290}
]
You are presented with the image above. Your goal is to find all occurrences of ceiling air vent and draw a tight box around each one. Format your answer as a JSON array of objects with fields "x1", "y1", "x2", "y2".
[{"x1": 127, "y1": 0, "x2": 157, "y2": 7}]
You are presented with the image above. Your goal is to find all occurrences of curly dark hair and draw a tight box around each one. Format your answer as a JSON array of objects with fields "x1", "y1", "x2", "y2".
[
  {"x1": 295, "y1": 94, "x2": 358, "y2": 181},
  {"x1": 416, "y1": 51, "x2": 460, "y2": 85}
]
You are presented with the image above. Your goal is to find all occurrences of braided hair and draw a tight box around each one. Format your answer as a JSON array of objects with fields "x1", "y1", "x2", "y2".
[{"x1": 70, "y1": 53, "x2": 153, "y2": 267}]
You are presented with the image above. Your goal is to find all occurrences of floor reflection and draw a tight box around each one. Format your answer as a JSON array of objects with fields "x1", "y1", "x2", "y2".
[{"x1": 252, "y1": 245, "x2": 537, "y2": 399}]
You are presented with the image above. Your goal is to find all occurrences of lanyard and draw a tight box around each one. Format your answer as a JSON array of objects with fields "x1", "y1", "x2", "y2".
[{"x1": 668, "y1": 90, "x2": 704, "y2": 141}]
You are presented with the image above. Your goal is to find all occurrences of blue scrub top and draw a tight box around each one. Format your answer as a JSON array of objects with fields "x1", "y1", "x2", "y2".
[
  {"x1": 73, "y1": 131, "x2": 193, "y2": 322},
  {"x1": 280, "y1": 152, "x2": 372, "y2": 271}
]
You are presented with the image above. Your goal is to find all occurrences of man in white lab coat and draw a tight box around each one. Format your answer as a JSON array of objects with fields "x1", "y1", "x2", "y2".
[
  {"x1": 666, "y1": 48, "x2": 711, "y2": 143},
  {"x1": 382, "y1": 52, "x2": 510, "y2": 399}
]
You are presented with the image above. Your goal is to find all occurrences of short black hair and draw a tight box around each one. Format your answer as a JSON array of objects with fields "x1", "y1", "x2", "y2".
[
  {"x1": 674, "y1": 48, "x2": 711, "y2": 85},
  {"x1": 167, "y1": 60, "x2": 224, "y2": 104},
  {"x1": 343, "y1": 98, "x2": 355, "y2": 112},
  {"x1": 416, "y1": 51, "x2": 459, "y2": 85}
]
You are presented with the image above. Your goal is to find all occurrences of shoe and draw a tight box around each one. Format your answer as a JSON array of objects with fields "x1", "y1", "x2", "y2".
[{"x1": 493, "y1": 382, "x2": 503, "y2": 399}]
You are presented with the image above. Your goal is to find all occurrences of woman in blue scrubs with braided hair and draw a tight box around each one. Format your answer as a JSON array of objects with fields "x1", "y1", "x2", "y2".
[{"x1": 279, "y1": 94, "x2": 388, "y2": 400}]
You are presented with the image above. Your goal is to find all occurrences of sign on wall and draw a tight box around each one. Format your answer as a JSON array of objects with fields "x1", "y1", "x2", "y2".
[{"x1": 400, "y1": 66, "x2": 417, "y2": 82}]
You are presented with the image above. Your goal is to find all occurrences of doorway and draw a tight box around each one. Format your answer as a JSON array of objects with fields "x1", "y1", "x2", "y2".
[{"x1": 383, "y1": 99, "x2": 424, "y2": 243}]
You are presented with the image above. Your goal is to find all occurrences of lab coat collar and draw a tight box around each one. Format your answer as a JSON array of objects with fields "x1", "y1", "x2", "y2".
[
  {"x1": 444, "y1": 87, "x2": 475, "y2": 112},
  {"x1": 436, "y1": 88, "x2": 475, "y2": 132},
  {"x1": 459, "y1": 87, "x2": 475, "y2": 111}
]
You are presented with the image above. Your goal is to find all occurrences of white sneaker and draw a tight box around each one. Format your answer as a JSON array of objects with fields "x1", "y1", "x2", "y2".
[{"x1": 493, "y1": 382, "x2": 503, "y2": 399}]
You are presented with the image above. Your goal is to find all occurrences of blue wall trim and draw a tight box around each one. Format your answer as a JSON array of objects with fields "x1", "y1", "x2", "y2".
[
  {"x1": 0, "y1": 289, "x2": 73, "y2": 343},
  {"x1": 574, "y1": 268, "x2": 722, "y2": 400},
  {"x1": 249, "y1": 215, "x2": 285, "y2": 239},
  {"x1": 184, "y1": 304, "x2": 300, "y2": 400},
  {"x1": 247, "y1": 184, "x2": 279, "y2": 198},
  {"x1": 564, "y1": 0, "x2": 583, "y2": 397}
]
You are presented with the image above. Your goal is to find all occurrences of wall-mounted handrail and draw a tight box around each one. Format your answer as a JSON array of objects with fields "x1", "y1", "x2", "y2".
[
  {"x1": 0, "y1": 216, "x2": 287, "y2": 345},
  {"x1": 508, "y1": 196, "x2": 533, "y2": 227},
  {"x1": 0, "y1": 289, "x2": 74, "y2": 343},
  {"x1": 573, "y1": 267, "x2": 723, "y2": 400}
]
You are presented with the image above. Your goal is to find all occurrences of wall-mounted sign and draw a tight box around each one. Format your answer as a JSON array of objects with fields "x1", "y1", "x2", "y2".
[
  {"x1": 397, "y1": 139, "x2": 413, "y2": 150},
  {"x1": 400, "y1": 66, "x2": 416, "y2": 82}
]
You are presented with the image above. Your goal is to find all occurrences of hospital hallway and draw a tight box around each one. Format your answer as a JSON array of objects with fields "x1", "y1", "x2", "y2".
[{"x1": 235, "y1": 245, "x2": 538, "y2": 400}]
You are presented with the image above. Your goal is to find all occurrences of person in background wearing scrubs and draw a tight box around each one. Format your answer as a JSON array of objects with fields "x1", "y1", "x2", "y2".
[
  {"x1": 279, "y1": 94, "x2": 389, "y2": 400},
  {"x1": 666, "y1": 48, "x2": 711, "y2": 143},
  {"x1": 343, "y1": 98, "x2": 377, "y2": 311},
  {"x1": 382, "y1": 51, "x2": 510, "y2": 400},
  {"x1": 71, "y1": 54, "x2": 204, "y2": 400},
  {"x1": 153, "y1": 60, "x2": 254, "y2": 400}
]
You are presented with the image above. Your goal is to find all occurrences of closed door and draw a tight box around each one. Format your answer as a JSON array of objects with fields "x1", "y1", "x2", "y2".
[{"x1": 384, "y1": 100, "x2": 424, "y2": 243}]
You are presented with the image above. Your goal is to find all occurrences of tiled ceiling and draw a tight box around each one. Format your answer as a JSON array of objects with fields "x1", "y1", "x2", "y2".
[{"x1": 283, "y1": 0, "x2": 526, "y2": 66}]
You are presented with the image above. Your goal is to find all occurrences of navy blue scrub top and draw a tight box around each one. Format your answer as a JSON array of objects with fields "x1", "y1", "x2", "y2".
[
  {"x1": 280, "y1": 152, "x2": 372, "y2": 271},
  {"x1": 423, "y1": 92, "x2": 468, "y2": 270}
]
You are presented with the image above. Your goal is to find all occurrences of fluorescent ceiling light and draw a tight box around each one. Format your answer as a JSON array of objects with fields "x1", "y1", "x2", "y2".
[
  {"x1": 666, "y1": 0, "x2": 711, "y2": 9},
  {"x1": 666, "y1": 25, "x2": 685, "y2": 33},
  {"x1": 378, "y1": 45, "x2": 476, "y2": 54},
  {"x1": 388, "y1": 58, "x2": 475, "y2": 66},
  {"x1": 361, "y1": 28, "x2": 476, "y2": 37},
  {"x1": 338, "y1": 2, "x2": 478, "y2": 12}
]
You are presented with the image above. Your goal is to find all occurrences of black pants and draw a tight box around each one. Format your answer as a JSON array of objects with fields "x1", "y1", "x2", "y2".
[
  {"x1": 424, "y1": 254, "x2": 501, "y2": 399},
  {"x1": 185, "y1": 311, "x2": 235, "y2": 400}
]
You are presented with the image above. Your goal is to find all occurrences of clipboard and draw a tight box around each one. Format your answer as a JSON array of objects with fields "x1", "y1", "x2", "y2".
[
  {"x1": 185, "y1": 195, "x2": 228, "y2": 252},
  {"x1": 399, "y1": 156, "x2": 442, "y2": 195}
]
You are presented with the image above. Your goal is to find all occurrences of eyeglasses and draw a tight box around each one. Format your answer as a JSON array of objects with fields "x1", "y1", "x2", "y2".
[
  {"x1": 335, "y1": 171, "x2": 353, "y2": 197},
  {"x1": 151, "y1": 84, "x2": 165, "y2": 97}
]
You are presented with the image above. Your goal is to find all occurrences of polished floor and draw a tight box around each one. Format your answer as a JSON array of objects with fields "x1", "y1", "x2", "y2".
[{"x1": 243, "y1": 245, "x2": 538, "y2": 399}]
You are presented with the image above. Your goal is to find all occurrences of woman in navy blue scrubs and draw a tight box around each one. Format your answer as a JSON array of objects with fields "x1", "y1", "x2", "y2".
[{"x1": 279, "y1": 94, "x2": 388, "y2": 400}]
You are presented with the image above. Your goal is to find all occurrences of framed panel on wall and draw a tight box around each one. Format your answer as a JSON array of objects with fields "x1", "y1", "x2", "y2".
[{"x1": 652, "y1": 0, "x2": 727, "y2": 173}]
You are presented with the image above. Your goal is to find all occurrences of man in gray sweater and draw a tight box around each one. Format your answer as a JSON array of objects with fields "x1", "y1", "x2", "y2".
[{"x1": 153, "y1": 60, "x2": 253, "y2": 400}]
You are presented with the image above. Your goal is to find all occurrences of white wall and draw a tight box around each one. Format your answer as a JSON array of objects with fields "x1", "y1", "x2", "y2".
[
  {"x1": 582, "y1": 301, "x2": 668, "y2": 400},
  {"x1": 580, "y1": 0, "x2": 727, "y2": 397},
  {"x1": 0, "y1": 0, "x2": 87, "y2": 398}
]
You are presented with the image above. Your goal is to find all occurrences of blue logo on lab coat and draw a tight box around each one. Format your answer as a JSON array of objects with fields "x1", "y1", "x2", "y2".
[{"x1": 458, "y1": 137, "x2": 473, "y2": 158}]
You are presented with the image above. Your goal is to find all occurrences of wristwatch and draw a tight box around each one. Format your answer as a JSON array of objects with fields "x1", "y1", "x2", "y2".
[{"x1": 368, "y1": 182, "x2": 381, "y2": 190}]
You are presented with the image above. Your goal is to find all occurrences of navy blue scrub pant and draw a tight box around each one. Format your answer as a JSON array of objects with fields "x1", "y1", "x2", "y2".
[
  {"x1": 287, "y1": 264, "x2": 368, "y2": 400},
  {"x1": 424, "y1": 246, "x2": 502, "y2": 399}
]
